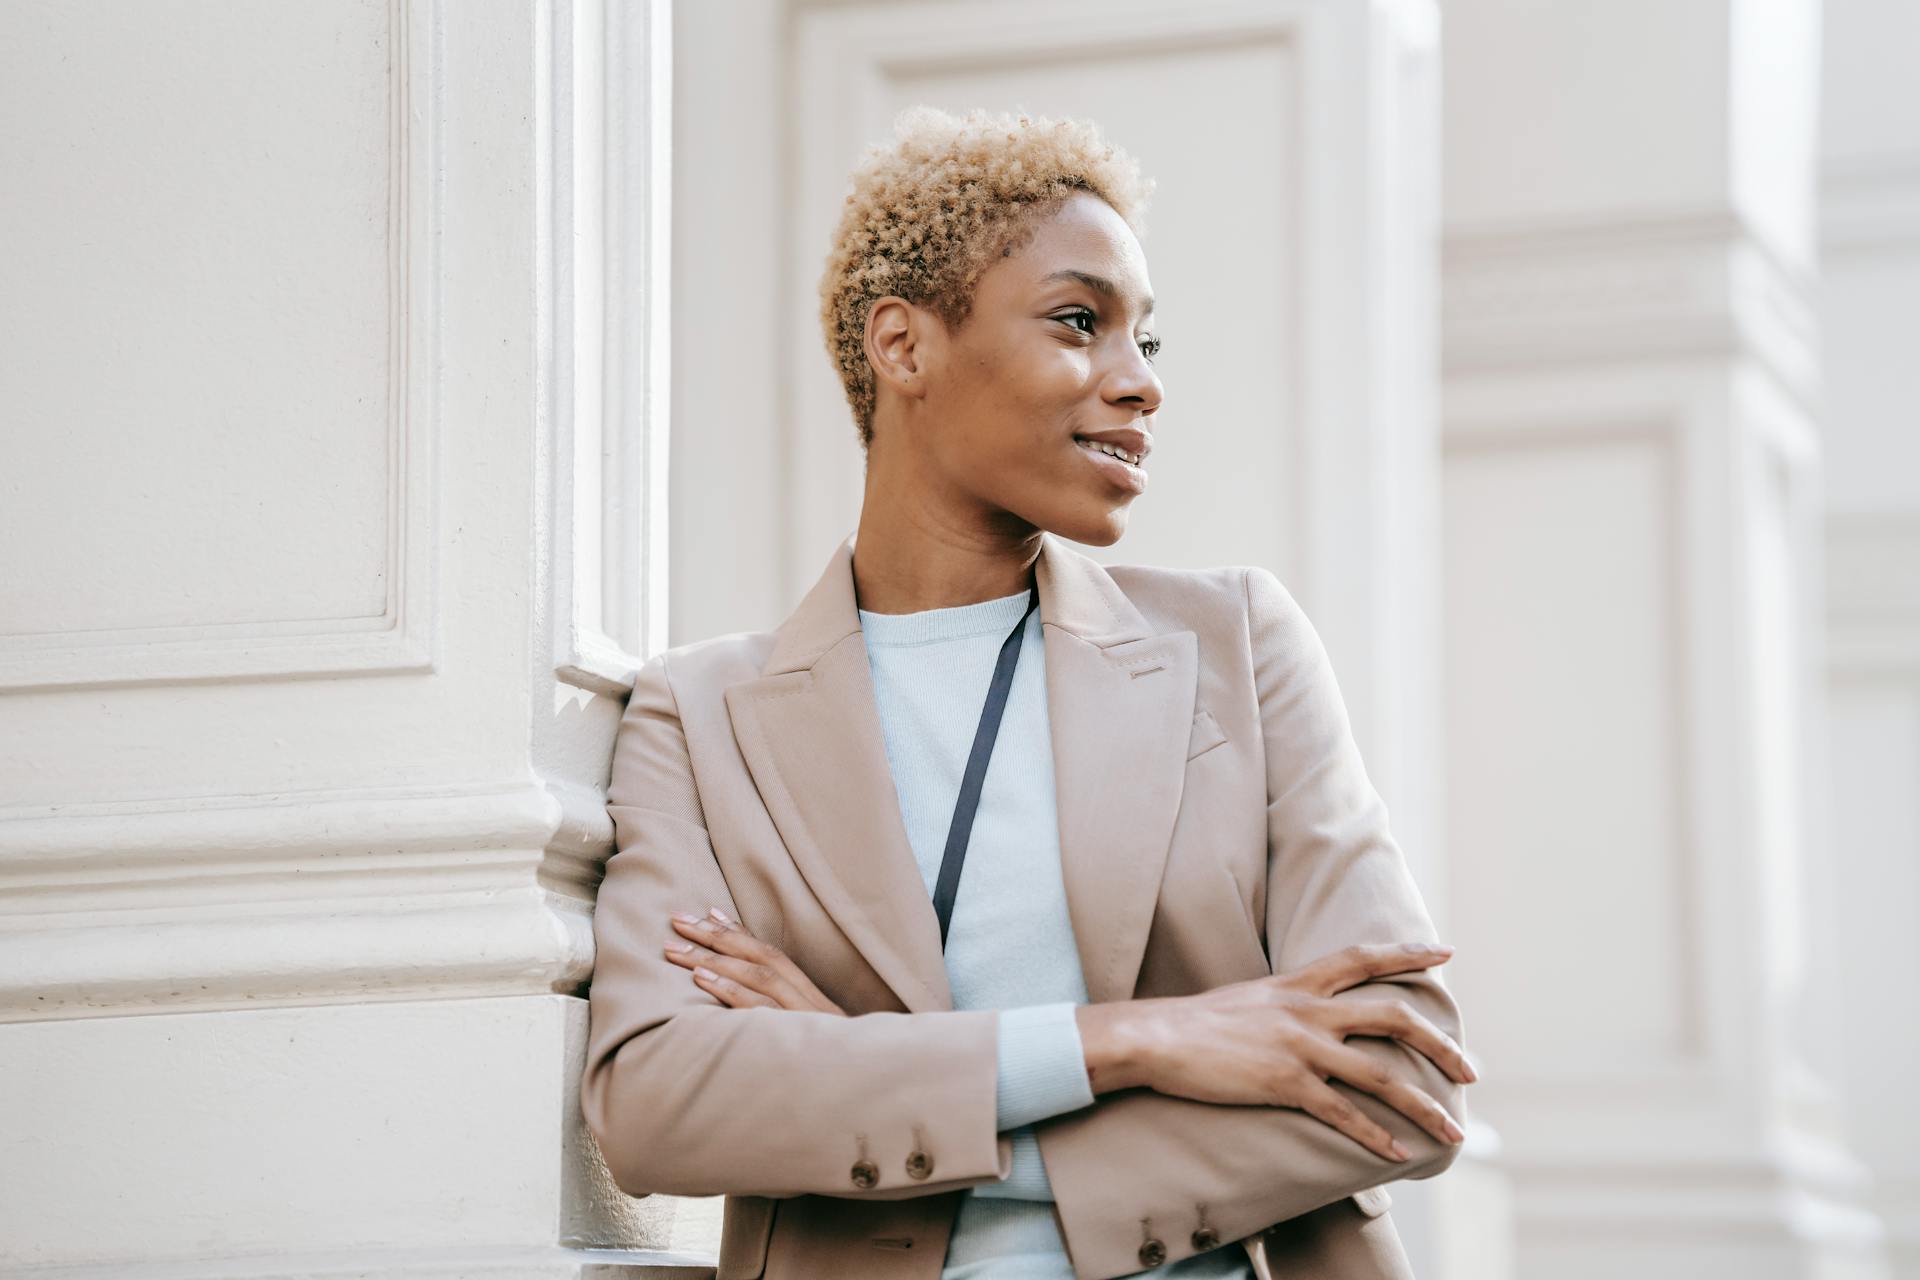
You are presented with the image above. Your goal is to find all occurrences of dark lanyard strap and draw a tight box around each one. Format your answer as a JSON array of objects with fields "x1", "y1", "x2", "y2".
[{"x1": 930, "y1": 581, "x2": 1041, "y2": 950}]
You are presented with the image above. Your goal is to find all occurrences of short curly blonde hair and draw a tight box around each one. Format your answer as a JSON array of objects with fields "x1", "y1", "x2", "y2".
[{"x1": 817, "y1": 105, "x2": 1156, "y2": 452}]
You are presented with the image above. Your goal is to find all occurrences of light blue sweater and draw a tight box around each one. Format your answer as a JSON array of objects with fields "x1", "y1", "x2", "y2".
[{"x1": 860, "y1": 587, "x2": 1255, "y2": 1279}]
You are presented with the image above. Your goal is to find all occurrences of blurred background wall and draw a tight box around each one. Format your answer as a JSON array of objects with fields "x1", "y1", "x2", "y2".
[
  {"x1": 1818, "y1": 3, "x2": 1920, "y2": 1277},
  {"x1": 1, "y1": 0, "x2": 1912, "y2": 1277}
]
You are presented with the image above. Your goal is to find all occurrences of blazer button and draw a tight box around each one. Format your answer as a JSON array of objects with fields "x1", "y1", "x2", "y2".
[
  {"x1": 1191, "y1": 1226, "x2": 1220, "y2": 1251},
  {"x1": 850, "y1": 1159, "x2": 879, "y2": 1189},
  {"x1": 1138, "y1": 1237, "x2": 1167, "y2": 1267},
  {"x1": 905, "y1": 1149, "x2": 934, "y2": 1180}
]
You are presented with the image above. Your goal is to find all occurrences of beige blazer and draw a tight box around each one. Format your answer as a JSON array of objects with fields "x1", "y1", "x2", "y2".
[{"x1": 584, "y1": 529, "x2": 1467, "y2": 1280}]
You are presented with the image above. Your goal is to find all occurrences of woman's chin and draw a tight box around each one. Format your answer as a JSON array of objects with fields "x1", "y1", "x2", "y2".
[{"x1": 1043, "y1": 504, "x2": 1131, "y2": 547}]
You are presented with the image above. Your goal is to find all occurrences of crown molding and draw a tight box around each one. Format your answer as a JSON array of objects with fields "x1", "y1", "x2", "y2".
[
  {"x1": 0, "y1": 777, "x2": 612, "y2": 1021},
  {"x1": 1443, "y1": 208, "x2": 1818, "y2": 416}
]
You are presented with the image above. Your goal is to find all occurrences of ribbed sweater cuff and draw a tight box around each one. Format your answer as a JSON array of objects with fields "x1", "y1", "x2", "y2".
[
  {"x1": 995, "y1": 1002, "x2": 1095, "y2": 1132},
  {"x1": 969, "y1": 1128, "x2": 1056, "y2": 1200}
]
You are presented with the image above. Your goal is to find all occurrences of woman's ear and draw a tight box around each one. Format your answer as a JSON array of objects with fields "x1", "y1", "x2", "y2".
[{"x1": 865, "y1": 296, "x2": 930, "y2": 403}]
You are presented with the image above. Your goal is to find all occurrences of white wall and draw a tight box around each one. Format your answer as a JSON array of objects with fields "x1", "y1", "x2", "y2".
[
  {"x1": 0, "y1": 1, "x2": 691, "y2": 1273},
  {"x1": 1819, "y1": 0, "x2": 1920, "y2": 1272},
  {"x1": 1441, "y1": 0, "x2": 1893, "y2": 1275}
]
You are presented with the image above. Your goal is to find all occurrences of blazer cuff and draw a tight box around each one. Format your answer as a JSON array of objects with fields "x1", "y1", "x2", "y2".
[{"x1": 995, "y1": 1002, "x2": 1095, "y2": 1132}]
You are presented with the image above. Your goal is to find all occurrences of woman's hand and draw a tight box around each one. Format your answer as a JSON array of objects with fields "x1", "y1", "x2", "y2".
[
  {"x1": 664, "y1": 907, "x2": 848, "y2": 1015},
  {"x1": 1079, "y1": 942, "x2": 1475, "y2": 1162}
]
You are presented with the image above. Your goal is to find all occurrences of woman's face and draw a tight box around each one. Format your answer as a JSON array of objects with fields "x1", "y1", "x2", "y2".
[{"x1": 867, "y1": 190, "x2": 1163, "y2": 547}]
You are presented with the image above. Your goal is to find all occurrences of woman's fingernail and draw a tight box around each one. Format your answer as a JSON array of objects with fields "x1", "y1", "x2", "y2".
[
  {"x1": 1391, "y1": 1140, "x2": 1411, "y2": 1161},
  {"x1": 709, "y1": 907, "x2": 733, "y2": 924},
  {"x1": 671, "y1": 911, "x2": 698, "y2": 923},
  {"x1": 694, "y1": 965, "x2": 718, "y2": 980}
]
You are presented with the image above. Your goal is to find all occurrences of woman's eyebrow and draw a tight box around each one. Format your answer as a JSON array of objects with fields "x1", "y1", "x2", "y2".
[{"x1": 1040, "y1": 269, "x2": 1154, "y2": 319}]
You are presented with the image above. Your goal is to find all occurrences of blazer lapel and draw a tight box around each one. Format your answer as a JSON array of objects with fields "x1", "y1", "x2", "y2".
[
  {"x1": 1037, "y1": 547, "x2": 1200, "y2": 1008},
  {"x1": 723, "y1": 529, "x2": 1199, "y2": 1014}
]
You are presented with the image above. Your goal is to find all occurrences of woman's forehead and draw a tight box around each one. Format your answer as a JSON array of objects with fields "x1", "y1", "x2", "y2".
[{"x1": 1010, "y1": 205, "x2": 1150, "y2": 297}]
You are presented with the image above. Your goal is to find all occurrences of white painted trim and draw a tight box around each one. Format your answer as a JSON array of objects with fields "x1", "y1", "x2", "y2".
[
  {"x1": 0, "y1": 779, "x2": 610, "y2": 1019},
  {"x1": 1443, "y1": 209, "x2": 1819, "y2": 415},
  {"x1": 540, "y1": 0, "x2": 674, "y2": 698}
]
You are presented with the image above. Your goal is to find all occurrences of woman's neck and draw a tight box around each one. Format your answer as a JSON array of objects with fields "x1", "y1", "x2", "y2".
[{"x1": 848, "y1": 509, "x2": 1039, "y2": 616}]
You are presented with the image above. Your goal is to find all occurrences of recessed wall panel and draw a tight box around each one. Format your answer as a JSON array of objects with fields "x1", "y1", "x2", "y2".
[
  {"x1": 1444, "y1": 429, "x2": 1691, "y2": 1076},
  {"x1": 0, "y1": 1, "x2": 397, "y2": 638}
]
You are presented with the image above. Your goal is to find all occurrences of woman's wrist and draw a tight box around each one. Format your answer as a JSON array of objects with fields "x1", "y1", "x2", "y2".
[{"x1": 1076, "y1": 998, "x2": 1174, "y2": 1095}]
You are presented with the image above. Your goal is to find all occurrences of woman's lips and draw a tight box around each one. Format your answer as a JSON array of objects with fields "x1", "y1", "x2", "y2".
[{"x1": 1073, "y1": 437, "x2": 1147, "y2": 494}]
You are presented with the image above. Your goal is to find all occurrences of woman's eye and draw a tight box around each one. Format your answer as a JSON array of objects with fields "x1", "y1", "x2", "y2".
[
  {"x1": 1056, "y1": 308, "x2": 1096, "y2": 335},
  {"x1": 1056, "y1": 309, "x2": 1159, "y2": 362}
]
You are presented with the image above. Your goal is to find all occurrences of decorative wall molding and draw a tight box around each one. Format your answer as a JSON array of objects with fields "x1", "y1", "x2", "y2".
[
  {"x1": 1442, "y1": 290, "x2": 1867, "y2": 1272},
  {"x1": 1507, "y1": 1149, "x2": 1887, "y2": 1249},
  {"x1": 539, "y1": 0, "x2": 673, "y2": 697},
  {"x1": 1442, "y1": 398, "x2": 1710, "y2": 1090},
  {"x1": 1443, "y1": 208, "x2": 1818, "y2": 416},
  {"x1": 0, "y1": 0, "x2": 442, "y2": 694},
  {"x1": 0, "y1": 778, "x2": 610, "y2": 1021}
]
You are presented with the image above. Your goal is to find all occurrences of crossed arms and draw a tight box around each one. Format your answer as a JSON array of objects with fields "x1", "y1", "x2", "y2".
[{"x1": 578, "y1": 564, "x2": 1467, "y2": 1276}]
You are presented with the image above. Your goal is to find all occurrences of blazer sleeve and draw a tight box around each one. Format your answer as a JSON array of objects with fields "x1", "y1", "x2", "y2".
[
  {"x1": 581, "y1": 648, "x2": 1017, "y2": 1201},
  {"x1": 1029, "y1": 566, "x2": 1470, "y2": 1280}
]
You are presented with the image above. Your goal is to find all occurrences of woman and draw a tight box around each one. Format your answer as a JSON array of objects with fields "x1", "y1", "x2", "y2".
[{"x1": 584, "y1": 106, "x2": 1474, "y2": 1280}]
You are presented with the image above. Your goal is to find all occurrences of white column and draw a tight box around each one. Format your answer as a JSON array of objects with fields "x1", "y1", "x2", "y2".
[
  {"x1": 1440, "y1": 0, "x2": 1889, "y2": 1275},
  {"x1": 0, "y1": 2, "x2": 694, "y2": 1275},
  {"x1": 1817, "y1": 0, "x2": 1920, "y2": 1274}
]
